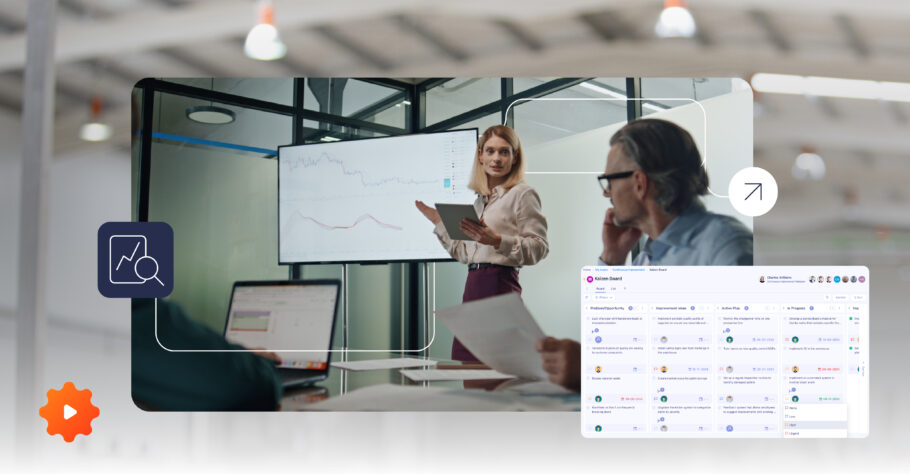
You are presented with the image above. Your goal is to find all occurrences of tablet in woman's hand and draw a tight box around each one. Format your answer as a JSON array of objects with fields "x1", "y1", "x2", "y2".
[{"x1": 436, "y1": 203, "x2": 480, "y2": 240}]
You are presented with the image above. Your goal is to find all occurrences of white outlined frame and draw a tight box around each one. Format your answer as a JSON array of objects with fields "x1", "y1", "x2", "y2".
[
  {"x1": 505, "y1": 97, "x2": 725, "y2": 198},
  {"x1": 152, "y1": 95, "x2": 733, "y2": 353},
  {"x1": 153, "y1": 263, "x2": 439, "y2": 353}
]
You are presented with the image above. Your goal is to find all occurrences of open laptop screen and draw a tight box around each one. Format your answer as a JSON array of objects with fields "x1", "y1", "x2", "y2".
[{"x1": 223, "y1": 281, "x2": 338, "y2": 370}]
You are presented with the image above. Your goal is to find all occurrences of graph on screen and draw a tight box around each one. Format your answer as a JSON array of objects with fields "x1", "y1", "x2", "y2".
[{"x1": 279, "y1": 129, "x2": 479, "y2": 263}]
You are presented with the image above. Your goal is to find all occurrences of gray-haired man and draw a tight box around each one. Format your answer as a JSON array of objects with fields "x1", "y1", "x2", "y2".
[
  {"x1": 538, "y1": 118, "x2": 753, "y2": 391},
  {"x1": 598, "y1": 118, "x2": 752, "y2": 266}
]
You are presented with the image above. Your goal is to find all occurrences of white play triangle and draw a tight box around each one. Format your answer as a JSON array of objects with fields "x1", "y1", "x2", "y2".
[{"x1": 63, "y1": 404, "x2": 77, "y2": 420}]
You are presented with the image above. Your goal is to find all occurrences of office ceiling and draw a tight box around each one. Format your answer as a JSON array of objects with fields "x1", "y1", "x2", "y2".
[{"x1": 2, "y1": 0, "x2": 909, "y2": 236}]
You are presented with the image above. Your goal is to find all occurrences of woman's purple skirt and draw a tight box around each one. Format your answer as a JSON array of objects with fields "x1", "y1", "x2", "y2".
[{"x1": 451, "y1": 266, "x2": 522, "y2": 362}]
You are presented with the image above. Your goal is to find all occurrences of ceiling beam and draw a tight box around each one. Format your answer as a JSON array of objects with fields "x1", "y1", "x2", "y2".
[
  {"x1": 0, "y1": 0, "x2": 423, "y2": 72},
  {"x1": 748, "y1": 10, "x2": 792, "y2": 53},
  {"x1": 833, "y1": 14, "x2": 870, "y2": 58},
  {"x1": 275, "y1": 55, "x2": 326, "y2": 77},
  {"x1": 312, "y1": 24, "x2": 393, "y2": 70},
  {"x1": 688, "y1": 10, "x2": 714, "y2": 47},
  {"x1": 494, "y1": 20, "x2": 545, "y2": 52},
  {"x1": 153, "y1": 0, "x2": 191, "y2": 7},
  {"x1": 0, "y1": 93, "x2": 20, "y2": 113},
  {"x1": 578, "y1": 11, "x2": 638, "y2": 41},
  {"x1": 0, "y1": 10, "x2": 22, "y2": 33},
  {"x1": 380, "y1": 38, "x2": 910, "y2": 82},
  {"x1": 2, "y1": 0, "x2": 909, "y2": 74},
  {"x1": 393, "y1": 14, "x2": 469, "y2": 62},
  {"x1": 157, "y1": 46, "x2": 237, "y2": 77},
  {"x1": 806, "y1": 94, "x2": 840, "y2": 119},
  {"x1": 885, "y1": 101, "x2": 907, "y2": 124},
  {"x1": 83, "y1": 58, "x2": 143, "y2": 86},
  {"x1": 57, "y1": 0, "x2": 102, "y2": 19}
]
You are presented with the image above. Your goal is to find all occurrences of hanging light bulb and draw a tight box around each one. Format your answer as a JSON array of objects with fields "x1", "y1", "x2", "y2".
[
  {"x1": 655, "y1": 0, "x2": 697, "y2": 39},
  {"x1": 79, "y1": 95, "x2": 112, "y2": 142},
  {"x1": 792, "y1": 147, "x2": 826, "y2": 181},
  {"x1": 244, "y1": 0, "x2": 287, "y2": 61}
]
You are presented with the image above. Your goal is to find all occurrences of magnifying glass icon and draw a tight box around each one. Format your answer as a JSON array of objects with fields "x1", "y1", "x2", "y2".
[{"x1": 134, "y1": 255, "x2": 165, "y2": 286}]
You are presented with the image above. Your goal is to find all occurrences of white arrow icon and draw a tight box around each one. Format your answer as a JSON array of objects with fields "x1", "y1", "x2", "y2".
[{"x1": 63, "y1": 404, "x2": 77, "y2": 420}]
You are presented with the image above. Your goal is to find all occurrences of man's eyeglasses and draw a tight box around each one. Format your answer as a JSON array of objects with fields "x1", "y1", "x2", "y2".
[{"x1": 597, "y1": 171, "x2": 635, "y2": 192}]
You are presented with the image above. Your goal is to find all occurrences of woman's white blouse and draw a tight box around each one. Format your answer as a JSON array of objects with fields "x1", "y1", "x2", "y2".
[{"x1": 433, "y1": 182, "x2": 549, "y2": 267}]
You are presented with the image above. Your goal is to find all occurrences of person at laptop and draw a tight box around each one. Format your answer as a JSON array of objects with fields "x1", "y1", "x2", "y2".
[
  {"x1": 129, "y1": 101, "x2": 284, "y2": 410},
  {"x1": 536, "y1": 118, "x2": 753, "y2": 391},
  {"x1": 132, "y1": 298, "x2": 283, "y2": 410},
  {"x1": 415, "y1": 125, "x2": 549, "y2": 362}
]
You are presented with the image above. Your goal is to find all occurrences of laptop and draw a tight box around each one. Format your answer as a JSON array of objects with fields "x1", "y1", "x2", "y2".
[{"x1": 222, "y1": 280, "x2": 340, "y2": 388}]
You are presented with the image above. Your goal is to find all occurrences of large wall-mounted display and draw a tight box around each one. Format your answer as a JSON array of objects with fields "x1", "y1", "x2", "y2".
[{"x1": 278, "y1": 129, "x2": 479, "y2": 264}]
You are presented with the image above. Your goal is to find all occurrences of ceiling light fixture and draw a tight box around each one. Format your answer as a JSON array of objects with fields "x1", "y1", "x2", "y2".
[
  {"x1": 792, "y1": 147, "x2": 826, "y2": 181},
  {"x1": 186, "y1": 105, "x2": 236, "y2": 124},
  {"x1": 751, "y1": 73, "x2": 910, "y2": 103},
  {"x1": 244, "y1": 0, "x2": 287, "y2": 61},
  {"x1": 655, "y1": 0, "x2": 697, "y2": 39},
  {"x1": 186, "y1": 79, "x2": 236, "y2": 125},
  {"x1": 79, "y1": 96, "x2": 112, "y2": 142}
]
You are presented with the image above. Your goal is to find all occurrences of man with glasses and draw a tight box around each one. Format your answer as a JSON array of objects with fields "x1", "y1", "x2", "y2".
[
  {"x1": 596, "y1": 118, "x2": 753, "y2": 266},
  {"x1": 537, "y1": 118, "x2": 753, "y2": 391}
]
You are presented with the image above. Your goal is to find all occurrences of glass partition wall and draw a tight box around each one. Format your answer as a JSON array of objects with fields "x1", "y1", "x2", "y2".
[{"x1": 135, "y1": 77, "x2": 735, "y2": 367}]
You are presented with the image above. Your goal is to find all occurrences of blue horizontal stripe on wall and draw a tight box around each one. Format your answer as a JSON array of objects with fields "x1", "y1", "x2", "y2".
[{"x1": 151, "y1": 131, "x2": 277, "y2": 156}]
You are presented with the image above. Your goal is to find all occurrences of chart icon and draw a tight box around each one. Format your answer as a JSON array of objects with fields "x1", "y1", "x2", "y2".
[{"x1": 97, "y1": 222, "x2": 173, "y2": 298}]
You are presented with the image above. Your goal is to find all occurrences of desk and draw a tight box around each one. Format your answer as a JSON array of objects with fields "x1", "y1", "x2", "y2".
[{"x1": 280, "y1": 353, "x2": 579, "y2": 411}]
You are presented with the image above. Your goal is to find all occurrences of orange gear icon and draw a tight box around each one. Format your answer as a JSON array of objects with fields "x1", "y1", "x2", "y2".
[{"x1": 38, "y1": 382, "x2": 100, "y2": 442}]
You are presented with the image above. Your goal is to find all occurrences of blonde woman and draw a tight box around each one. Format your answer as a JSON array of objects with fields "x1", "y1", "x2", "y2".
[{"x1": 416, "y1": 125, "x2": 549, "y2": 362}]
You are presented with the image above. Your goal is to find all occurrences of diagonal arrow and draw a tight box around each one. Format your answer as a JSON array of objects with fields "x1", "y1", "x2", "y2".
[{"x1": 745, "y1": 182, "x2": 763, "y2": 201}]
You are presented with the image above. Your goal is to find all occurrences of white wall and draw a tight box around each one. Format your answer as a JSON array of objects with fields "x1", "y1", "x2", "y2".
[{"x1": 0, "y1": 108, "x2": 188, "y2": 465}]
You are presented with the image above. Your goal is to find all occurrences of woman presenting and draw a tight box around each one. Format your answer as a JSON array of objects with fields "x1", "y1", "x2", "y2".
[{"x1": 416, "y1": 125, "x2": 549, "y2": 362}]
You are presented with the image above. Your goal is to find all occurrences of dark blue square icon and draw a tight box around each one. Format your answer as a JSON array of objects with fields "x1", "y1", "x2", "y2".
[{"x1": 98, "y1": 222, "x2": 173, "y2": 298}]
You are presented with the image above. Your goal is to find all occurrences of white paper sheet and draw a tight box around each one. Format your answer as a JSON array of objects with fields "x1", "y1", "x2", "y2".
[
  {"x1": 399, "y1": 369, "x2": 515, "y2": 382},
  {"x1": 434, "y1": 293, "x2": 548, "y2": 380},
  {"x1": 331, "y1": 358, "x2": 437, "y2": 371}
]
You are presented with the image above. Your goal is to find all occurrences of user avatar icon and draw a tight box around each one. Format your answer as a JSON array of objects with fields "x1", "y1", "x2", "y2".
[
  {"x1": 660, "y1": 366, "x2": 668, "y2": 373},
  {"x1": 842, "y1": 275, "x2": 849, "y2": 283},
  {"x1": 594, "y1": 366, "x2": 602, "y2": 374},
  {"x1": 810, "y1": 276, "x2": 816, "y2": 283},
  {"x1": 660, "y1": 425, "x2": 668, "y2": 432},
  {"x1": 851, "y1": 276, "x2": 857, "y2": 283},
  {"x1": 759, "y1": 276, "x2": 765, "y2": 283},
  {"x1": 818, "y1": 275, "x2": 824, "y2": 283},
  {"x1": 792, "y1": 366, "x2": 799, "y2": 373},
  {"x1": 725, "y1": 365, "x2": 734, "y2": 373},
  {"x1": 792, "y1": 336, "x2": 799, "y2": 343},
  {"x1": 726, "y1": 336, "x2": 734, "y2": 343},
  {"x1": 660, "y1": 395, "x2": 668, "y2": 403},
  {"x1": 834, "y1": 276, "x2": 841, "y2": 283},
  {"x1": 792, "y1": 395, "x2": 799, "y2": 403},
  {"x1": 594, "y1": 425, "x2": 602, "y2": 432},
  {"x1": 726, "y1": 395, "x2": 734, "y2": 402},
  {"x1": 594, "y1": 395, "x2": 602, "y2": 403},
  {"x1": 660, "y1": 336, "x2": 668, "y2": 343},
  {"x1": 826, "y1": 276, "x2": 832, "y2": 283}
]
